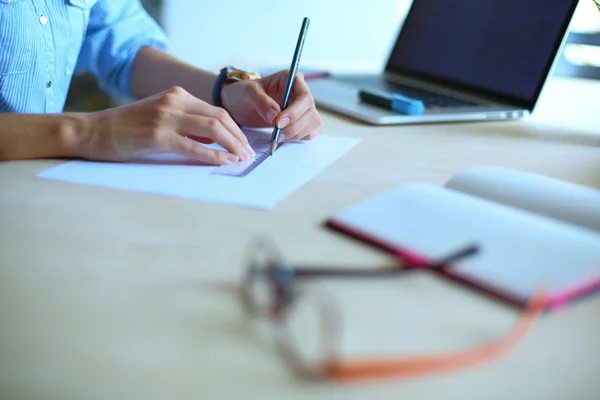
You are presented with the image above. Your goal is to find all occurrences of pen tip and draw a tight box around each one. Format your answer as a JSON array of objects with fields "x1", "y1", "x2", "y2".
[{"x1": 269, "y1": 142, "x2": 277, "y2": 155}]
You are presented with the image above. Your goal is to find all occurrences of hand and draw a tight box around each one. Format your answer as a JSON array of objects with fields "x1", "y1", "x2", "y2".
[
  {"x1": 221, "y1": 70, "x2": 323, "y2": 142},
  {"x1": 76, "y1": 86, "x2": 255, "y2": 164}
]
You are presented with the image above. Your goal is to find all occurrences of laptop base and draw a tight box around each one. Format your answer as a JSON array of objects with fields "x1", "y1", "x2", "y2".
[{"x1": 308, "y1": 76, "x2": 529, "y2": 126}]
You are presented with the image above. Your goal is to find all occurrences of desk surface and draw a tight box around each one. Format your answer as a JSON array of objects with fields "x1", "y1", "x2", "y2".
[{"x1": 1, "y1": 77, "x2": 599, "y2": 399}]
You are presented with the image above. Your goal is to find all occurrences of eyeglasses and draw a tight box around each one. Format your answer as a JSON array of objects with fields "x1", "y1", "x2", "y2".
[{"x1": 239, "y1": 237, "x2": 548, "y2": 383}]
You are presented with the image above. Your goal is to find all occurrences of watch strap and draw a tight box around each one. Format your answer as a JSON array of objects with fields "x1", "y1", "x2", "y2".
[
  {"x1": 212, "y1": 66, "x2": 261, "y2": 108},
  {"x1": 212, "y1": 67, "x2": 230, "y2": 108}
]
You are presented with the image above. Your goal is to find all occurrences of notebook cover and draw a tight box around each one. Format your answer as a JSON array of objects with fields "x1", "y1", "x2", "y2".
[{"x1": 325, "y1": 217, "x2": 600, "y2": 312}]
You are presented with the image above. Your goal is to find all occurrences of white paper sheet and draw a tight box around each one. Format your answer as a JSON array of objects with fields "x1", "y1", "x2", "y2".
[{"x1": 37, "y1": 129, "x2": 360, "y2": 209}]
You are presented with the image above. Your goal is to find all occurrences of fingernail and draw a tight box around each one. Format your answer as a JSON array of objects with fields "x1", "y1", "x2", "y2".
[
  {"x1": 277, "y1": 117, "x2": 290, "y2": 129},
  {"x1": 225, "y1": 153, "x2": 239, "y2": 164},
  {"x1": 266, "y1": 109, "x2": 277, "y2": 123},
  {"x1": 245, "y1": 144, "x2": 255, "y2": 156},
  {"x1": 241, "y1": 147, "x2": 251, "y2": 160},
  {"x1": 280, "y1": 133, "x2": 287, "y2": 142}
]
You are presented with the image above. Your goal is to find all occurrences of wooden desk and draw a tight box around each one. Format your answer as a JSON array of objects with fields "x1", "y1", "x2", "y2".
[{"x1": 1, "y1": 77, "x2": 599, "y2": 399}]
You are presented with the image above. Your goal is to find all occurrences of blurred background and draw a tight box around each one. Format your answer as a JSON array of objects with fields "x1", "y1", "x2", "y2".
[
  {"x1": 162, "y1": 0, "x2": 410, "y2": 74},
  {"x1": 65, "y1": 0, "x2": 600, "y2": 112}
]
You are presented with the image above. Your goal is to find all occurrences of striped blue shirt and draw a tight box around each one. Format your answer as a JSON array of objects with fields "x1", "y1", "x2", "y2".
[{"x1": 0, "y1": 0, "x2": 170, "y2": 113}]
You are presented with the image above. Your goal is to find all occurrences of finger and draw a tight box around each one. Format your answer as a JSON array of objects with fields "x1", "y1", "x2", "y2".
[
  {"x1": 264, "y1": 70, "x2": 297, "y2": 107},
  {"x1": 275, "y1": 71, "x2": 291, "y2": 103},
  {"x1": 245, "y1": 82, "x2": 282, "y2": 125},
  {"x1": 282, "y1": 108, "x2": 323, "y2": 141},
  {"x1": 177, "y1": 114, "x2": 251, "y2": 160},
  {"x1": 281, "y1": 107, "x2": 312, "y2": 140},
  {"x1": 208, "y1": 106, "x2": 252, "y2": 151},
  {"x1": 174, "y1": 89, "x2": 252, "y2": 153},
  {"x1": 274, "y1": 73, "x2": 314, "y2": 130},
  {"x1": 274, "y1": 70, "x2": 300, "y2": 105},
  {"x1": 293, "y1": 123, "x2": 321, "y2": 142},
  {"x1": 169, "y1": 135, "x2": 239, "y2": 165}
]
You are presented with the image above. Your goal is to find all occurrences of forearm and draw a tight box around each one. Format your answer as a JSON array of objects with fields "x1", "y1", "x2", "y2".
[
  {"x1": 0, "y1": 113, "x2": 88, "y2": 161},
  {"x1": 130, "y1": 46, "x2": 218, "y2": 103}
]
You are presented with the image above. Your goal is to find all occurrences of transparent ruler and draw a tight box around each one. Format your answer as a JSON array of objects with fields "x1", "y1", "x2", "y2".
[{"x1": 211, "y1": 138, "x2": 272, "y2": 178}]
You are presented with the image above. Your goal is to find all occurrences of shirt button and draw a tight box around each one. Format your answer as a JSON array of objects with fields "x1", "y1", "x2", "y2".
[
  {"x1": 46, "y1": 81, "x2": 52, "y2": 88},
  {"x1": 39, "y1": 15, "x2": 48, "y2": 25}
]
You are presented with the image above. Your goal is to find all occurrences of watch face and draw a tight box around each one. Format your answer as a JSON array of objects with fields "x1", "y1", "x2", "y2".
[{"x1": 227, "y1": 66, "x2": 260, "y2": 81}]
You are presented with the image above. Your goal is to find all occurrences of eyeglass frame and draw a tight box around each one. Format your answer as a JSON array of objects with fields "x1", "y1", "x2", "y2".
[{"x1": 238, "y1": 237, "x2": 548, "y2": 382}]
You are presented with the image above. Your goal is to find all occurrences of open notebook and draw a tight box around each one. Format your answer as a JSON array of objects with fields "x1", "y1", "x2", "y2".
[{"x1": 326, "y1": 166, "x2": 600, "y2": 311}]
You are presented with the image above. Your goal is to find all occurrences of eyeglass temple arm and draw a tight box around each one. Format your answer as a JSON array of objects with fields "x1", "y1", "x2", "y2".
[
  {"x1": 322, "y1": 287, "x2": 549, "y2": 382},
  {"x1": 291, "y1": 244, "x2": 480, "y2": 279}
]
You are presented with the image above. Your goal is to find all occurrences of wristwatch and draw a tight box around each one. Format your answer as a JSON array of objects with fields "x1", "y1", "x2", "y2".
[{"x1": 212, "y1": 66, "x2": 261, "y2": 108}]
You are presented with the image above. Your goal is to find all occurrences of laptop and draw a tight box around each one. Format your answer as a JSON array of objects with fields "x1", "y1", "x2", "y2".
[{"x1": 308, "y1": 0, "x2": 579, "y2": 125}]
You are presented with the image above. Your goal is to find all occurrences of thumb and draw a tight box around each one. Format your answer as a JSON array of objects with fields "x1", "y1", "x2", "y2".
[{"x1": 248, "y1": 84, "x2": 281, "y2": 125}]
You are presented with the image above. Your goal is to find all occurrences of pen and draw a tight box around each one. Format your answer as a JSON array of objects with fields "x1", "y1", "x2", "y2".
[
  {"x1": 269, "y1": 17, "x2": 310, "y2": 155},
  {"x1": 358, "y1": 89, "x2": 425, "y2": 116}
]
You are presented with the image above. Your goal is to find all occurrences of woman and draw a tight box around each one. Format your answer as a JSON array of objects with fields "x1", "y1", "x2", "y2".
[{"x1": 0, "y1": 0, "x2": 323, "y2": 164}]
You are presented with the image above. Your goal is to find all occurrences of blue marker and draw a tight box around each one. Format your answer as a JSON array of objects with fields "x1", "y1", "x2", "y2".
[{"x1": 359, "y1": 89, "x2": 425, "y2": 115}]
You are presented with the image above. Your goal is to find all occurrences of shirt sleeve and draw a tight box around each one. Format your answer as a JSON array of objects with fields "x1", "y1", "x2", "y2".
[{"x1": 74, "y1": 0, "x2": 171, "y2": 98}]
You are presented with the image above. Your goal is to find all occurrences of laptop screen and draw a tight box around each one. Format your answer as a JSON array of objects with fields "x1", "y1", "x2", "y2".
[{"x1": 385, "y1": 0, "x2": 578, "y2": 109}]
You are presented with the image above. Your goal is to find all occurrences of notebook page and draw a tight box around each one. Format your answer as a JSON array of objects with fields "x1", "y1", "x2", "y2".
[
  {"x1": 331, "y1": 183, "x2": 600, "y2": 300},
  {"x1": 445, "y1": 166, "x2": 600, "y2": 235}
]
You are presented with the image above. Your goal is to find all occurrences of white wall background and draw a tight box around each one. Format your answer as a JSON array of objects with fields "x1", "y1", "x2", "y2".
[{"x1": 162, "y1": 0, "x2": 412, "y2": 74}]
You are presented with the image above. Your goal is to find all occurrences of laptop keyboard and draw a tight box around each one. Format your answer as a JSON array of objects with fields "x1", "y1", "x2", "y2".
[{"x1": 337, "y1": 76, "x2": 477, "y2": 108}]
